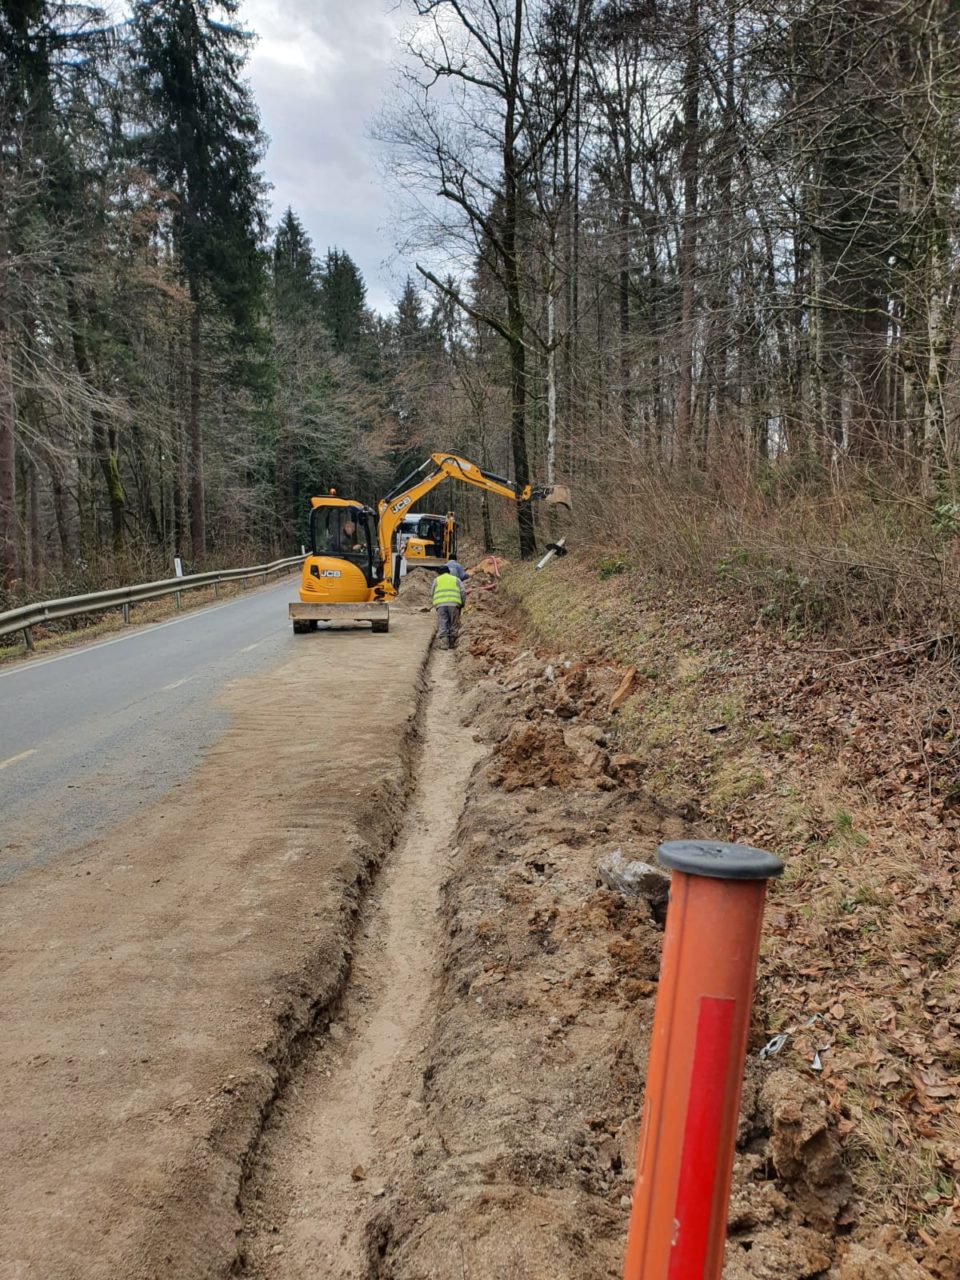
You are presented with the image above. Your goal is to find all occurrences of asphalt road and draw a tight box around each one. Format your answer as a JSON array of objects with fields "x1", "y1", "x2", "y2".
[{"x1": 0, "y1": 579, "x2": 302, "y2": 885}]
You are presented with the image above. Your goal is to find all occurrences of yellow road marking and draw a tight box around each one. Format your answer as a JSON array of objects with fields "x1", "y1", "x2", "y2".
[{"x1": 0, "y1": 748, "x2": 37, "y2": 771}]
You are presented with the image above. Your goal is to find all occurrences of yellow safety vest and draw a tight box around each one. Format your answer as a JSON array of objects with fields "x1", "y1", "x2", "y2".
[{"x1": 432, "y1": 573, "x2": 463, "y2": 606}]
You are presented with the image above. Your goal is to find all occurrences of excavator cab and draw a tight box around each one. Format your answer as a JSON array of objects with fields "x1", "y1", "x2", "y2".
[
  {"x1": 310, "y1": 504, "x2": 380, "y2": 585},
  {"x1": 397, "y1": 512, "x2": 458, "y2": 566}
]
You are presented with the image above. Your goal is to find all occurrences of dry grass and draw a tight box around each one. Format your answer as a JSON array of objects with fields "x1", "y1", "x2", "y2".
[{"x1": 551, "y1": 452, "x2": 960, "y2": 639}]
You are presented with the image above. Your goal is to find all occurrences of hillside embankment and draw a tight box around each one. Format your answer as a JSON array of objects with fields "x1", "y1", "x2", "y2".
[{"x1": 347, "y1": 552, "x2": 959, "y2": 1279}]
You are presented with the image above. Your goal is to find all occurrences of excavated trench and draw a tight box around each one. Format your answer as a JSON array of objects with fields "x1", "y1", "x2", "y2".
[{"x1": 234, "y1": 650, "x2": 484, "y2": 1278}]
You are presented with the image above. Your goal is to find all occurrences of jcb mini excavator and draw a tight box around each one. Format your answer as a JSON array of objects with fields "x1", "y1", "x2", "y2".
[
  {"x1": 397, "y1": 511, "x2": 457, "y2": 565},
  {"x1": 288, "y1": 452, "x2": 570, "y2": 633}
]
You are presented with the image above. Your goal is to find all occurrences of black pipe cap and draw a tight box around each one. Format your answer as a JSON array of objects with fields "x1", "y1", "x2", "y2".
[{"x1": 656, "y1": 840, "x2": 784, "y2": 881}]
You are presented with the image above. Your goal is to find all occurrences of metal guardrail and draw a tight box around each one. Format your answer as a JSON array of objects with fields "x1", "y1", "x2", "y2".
[{"x1": 0, "y1": 555, "x2": 305, "y2": 650}]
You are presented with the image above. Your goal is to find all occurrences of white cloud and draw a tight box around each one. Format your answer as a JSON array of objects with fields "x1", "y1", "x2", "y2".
[{"x1": 242, "y1": 0, "x2": 412, "y2": 313}]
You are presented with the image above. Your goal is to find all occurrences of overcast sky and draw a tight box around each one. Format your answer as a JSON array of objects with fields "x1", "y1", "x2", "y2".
[{"x1": 240, "y1": 0, "x2": 410, "y2": 315}]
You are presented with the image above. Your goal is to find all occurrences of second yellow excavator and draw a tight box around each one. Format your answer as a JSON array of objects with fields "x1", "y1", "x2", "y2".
[
  {"x1": 288, "y1": 452, "x2": 570, "y2": 633},
  {"x1": 396, "y1": 511, "x2": 458, "y2": 565}
]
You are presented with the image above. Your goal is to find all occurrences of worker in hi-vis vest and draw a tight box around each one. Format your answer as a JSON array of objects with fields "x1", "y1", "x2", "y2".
[{"x1": 431, "y1": 568, "x2": 466, "y2": 649}]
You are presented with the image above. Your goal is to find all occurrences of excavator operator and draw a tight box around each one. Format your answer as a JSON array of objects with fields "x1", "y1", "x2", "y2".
[{"x1": 339, "y1": 519, "x2": 362, "y2": 553}]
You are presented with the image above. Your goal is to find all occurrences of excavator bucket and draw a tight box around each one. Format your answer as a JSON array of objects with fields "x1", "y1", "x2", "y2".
[{"x1": 545, "y1": 484, "x2": 572, "y2": 510}]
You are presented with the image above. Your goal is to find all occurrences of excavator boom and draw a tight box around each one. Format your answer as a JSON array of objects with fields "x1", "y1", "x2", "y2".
[{"x1": 377, "y1": 452, "x2": 569, "y2": 567}]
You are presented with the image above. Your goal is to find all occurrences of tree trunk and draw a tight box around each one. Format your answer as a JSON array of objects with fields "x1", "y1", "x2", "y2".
[
  {"x1": 562, "y1": 68, "x2": 578, "y2": 477},
  {"x1": 49, "y1": 460, "x2": 73, "y2": 573},
  {"x1": 846, "y1": 279, "x2": 888, "y2": 461},
  {"x1": 174, "y1": 414, "x2": 188, "y2": 559},
  {"x1": 546, "y1": 286, "x2": 557, "y2": 488},
  {"x1": 188, "y1": 299, "x2": 206, "y2": 565},
  {"x1": 170, "y1": 332, "x2": 187, "y2": 560},
  {"x1": 0, "y1": 217, "x2": 18, "y2": 595},
  {"x1": 619, "y1": 196, "x2": 631, "y2": 438},
  {"x1": 675, "y1": 0, "x2": 700, "y2": 463},
  {"x1": 921, "y1": 236, "x2": 948, "y2": 498},
  {"x1": 503, "y1": 0, "x2": 535, "y2": 558},
  {"x1": 0, "y1": 340, "x2": 17, "y2": 596},
  {"x1": 94, "y1": 413, "x2": 126, "y2": 555},
  {"x1": 711, "y1": 3, "x2": 736, "y2": 451},
  {"x1": 641, "y1": 200, "x2": 663, "y2": 452},
  {"x1": 27, "y1": 453, "x2": 41, "y2": 587},
  {"x1": 479, "y1": 429, "x2": 494, "y2": 553},
  {"x1": 67, "y1": 290, "x2": 126, "y2": 556}
]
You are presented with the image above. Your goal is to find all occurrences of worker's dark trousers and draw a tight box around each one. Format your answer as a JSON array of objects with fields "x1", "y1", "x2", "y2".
[{"x1": 436, "y1": 605, "x2": 461, "y2": 642}]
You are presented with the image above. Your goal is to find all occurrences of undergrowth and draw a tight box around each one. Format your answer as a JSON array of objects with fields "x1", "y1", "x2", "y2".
[{"x1": 549, "y1": 462, "x2": 959, "y2": 639}]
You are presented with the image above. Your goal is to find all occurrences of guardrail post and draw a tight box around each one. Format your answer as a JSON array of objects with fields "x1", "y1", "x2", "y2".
[
  {"x1": 122, "y1": 603, "x2": 130, "y2": 625},
  {"x1": 623, "y1": 839, "x2": 783, "y2": 1280},
  {"x1": 175, "y1": 591, "x2": 181, "y2": 611},
  {"x1": 214, "y1": 580, "x2": 220, "y2": 599},
  {"x1": 261, "y1": 571, "x2": 267, "y2": 585},
  {"x1": 22, "y1": 625, "x2": 34, "y2": 652}
]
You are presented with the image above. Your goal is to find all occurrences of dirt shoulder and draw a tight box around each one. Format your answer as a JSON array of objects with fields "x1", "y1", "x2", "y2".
[
  {"x1": 0, "y1": 611, "x2": 433, "y2": 1280},
  {"x1": 234, "y1": 655, "x2": 487, "y2": 1279}
]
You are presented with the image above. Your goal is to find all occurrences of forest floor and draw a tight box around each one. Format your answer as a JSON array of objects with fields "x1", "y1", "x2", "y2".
[
  {"x1": 5, "y1": 556, "x2": 960, "y2": 1279},
  {"x1": 445, "y1": 554, "x2": 960, "y2": 1278}
]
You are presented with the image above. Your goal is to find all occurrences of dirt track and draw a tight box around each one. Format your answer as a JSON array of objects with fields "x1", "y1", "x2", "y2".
[{"x1": 0, "y1": 610, "x2": 433, "y2": 1280}]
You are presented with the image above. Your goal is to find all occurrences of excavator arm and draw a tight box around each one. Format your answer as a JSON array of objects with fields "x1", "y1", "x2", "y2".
[{"x1": 377, "y1": 452, "x2": 567, "y2": 566}]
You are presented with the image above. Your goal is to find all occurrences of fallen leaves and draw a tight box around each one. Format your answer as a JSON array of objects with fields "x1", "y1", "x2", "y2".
[{"x1": 481, "y1": 556, "x2": 960, "y2": 1247}]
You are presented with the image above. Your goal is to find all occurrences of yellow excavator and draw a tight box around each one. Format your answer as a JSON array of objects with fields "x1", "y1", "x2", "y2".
[
  {"x1": 397, "y1": 511, "x2": 457, "y2": 565},
  {"x1": 289, "y1": 452, "x2": 570, "y2": 633}
]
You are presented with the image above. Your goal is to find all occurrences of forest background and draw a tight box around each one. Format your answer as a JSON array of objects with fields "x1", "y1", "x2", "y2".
[{"x1": 2, "y1": 0, "x2": 959, "y2": 641}]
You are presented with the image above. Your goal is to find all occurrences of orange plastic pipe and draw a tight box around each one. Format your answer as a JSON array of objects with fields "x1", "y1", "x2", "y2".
[{"x1": 623, "y1": 840, "x2": 783, "y2": 1280}]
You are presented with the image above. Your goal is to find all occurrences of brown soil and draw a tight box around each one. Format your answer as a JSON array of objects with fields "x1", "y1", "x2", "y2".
[
  {"x1": 503, "y1": 556, "x2": 960, "y2": 1255},
  {"x1": 0, "y1": 611, "x2": 433, "y2": 1280},
  {"x1": 351, "y1": 594, "x2": 857, "y2": 1280},
  {"x1": 363, "y1": 586, "x2": 951, "y2": 1280}
]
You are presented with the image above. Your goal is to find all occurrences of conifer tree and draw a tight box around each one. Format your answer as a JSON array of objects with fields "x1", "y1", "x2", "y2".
[
  {"x1": 130, "y1": 0, "x2": 265, "y2": 563},
  {"x1": 273, "y1": 208, "x2": 319, "y2": 324},
  {"x1": 318, "y1": 249, "x2": 367, "y2": 357}
]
